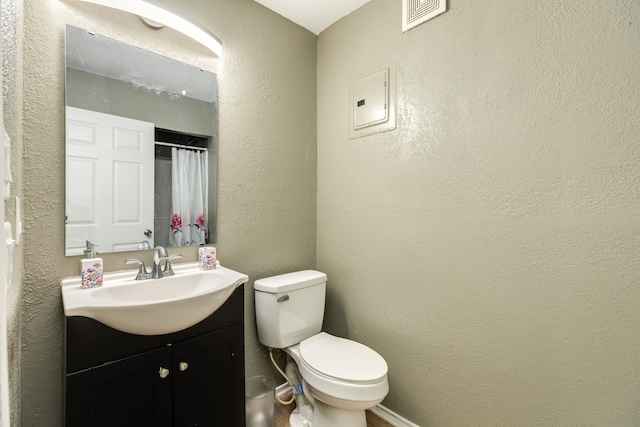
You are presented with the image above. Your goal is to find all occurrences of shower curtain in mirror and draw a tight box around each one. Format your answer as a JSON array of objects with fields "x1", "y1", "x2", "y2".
[{"x1": 169, "y1": 147, "x2": 208, "y2": 247}]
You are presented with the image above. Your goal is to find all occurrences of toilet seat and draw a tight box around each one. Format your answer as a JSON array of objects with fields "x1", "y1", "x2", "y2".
[
  {"x1": 290, "y1": 332, "x2": 389, "y2": 405},
  {"x1": 299, "y1": 333, "x2": 387, "y2": 384}
]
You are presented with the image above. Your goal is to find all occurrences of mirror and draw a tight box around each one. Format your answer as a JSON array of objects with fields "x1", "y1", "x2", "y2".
[{"x1": 65, "y1": 25, "x2": 217, "y2": 256}]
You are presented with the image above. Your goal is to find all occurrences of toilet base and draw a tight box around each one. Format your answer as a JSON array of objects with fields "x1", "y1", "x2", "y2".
[
  {"x1": 287, "y1": 399, "x2": 368, "y2": 427},
  {"x1": 313, "y1": 399, "x2": 366, "y2": 427},
  {"x1": 289, "y1": 408, "x2": 313, "y2": 427}
]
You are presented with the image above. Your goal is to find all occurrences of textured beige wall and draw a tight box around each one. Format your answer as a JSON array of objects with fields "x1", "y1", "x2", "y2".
[
  {"x1": 1, "y1": 0, "x2": 24, "y2": 424},
  {"x1": 21, "y1": 0, "x2": 316, "y2": 424},
  {"x1": 318, "y1": 0, "x2": 640, "y2": 425}
]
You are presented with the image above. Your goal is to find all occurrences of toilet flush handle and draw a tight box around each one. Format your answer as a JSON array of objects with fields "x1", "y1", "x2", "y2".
[{"x1": 277, "y1": 295, "x2": 289, "y2": 302}]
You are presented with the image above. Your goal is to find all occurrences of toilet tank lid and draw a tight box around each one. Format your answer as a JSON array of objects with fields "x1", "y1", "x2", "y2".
[{"x1": 254, "y1": 270, "x2": 327, "y2": 293}]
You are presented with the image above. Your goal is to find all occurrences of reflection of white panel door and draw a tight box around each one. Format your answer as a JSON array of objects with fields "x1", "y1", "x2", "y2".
[{"x1": 66, "y1": 107, "x2": 154, "y2": 255}]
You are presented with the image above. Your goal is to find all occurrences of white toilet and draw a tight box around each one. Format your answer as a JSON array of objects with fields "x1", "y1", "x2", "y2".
[{"x1": 254, "y1": 270, "x2": 389, "y2": 427}]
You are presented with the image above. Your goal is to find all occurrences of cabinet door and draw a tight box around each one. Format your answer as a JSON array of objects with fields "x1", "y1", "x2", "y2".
[
  {"x1": 66, "y1": 346, "x2": 172, "y2": 427},
  {"x1": 173, "y1": 324, "x2": 245, "y2": 426}
]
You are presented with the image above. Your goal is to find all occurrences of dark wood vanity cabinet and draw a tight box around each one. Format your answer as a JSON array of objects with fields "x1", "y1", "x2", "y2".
[{"x1": 65, "y1": 286, "x2": 245, "y2": 427}]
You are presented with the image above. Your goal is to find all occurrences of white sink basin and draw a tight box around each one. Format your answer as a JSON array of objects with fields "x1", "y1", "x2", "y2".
[{"x1": 61, "y1": 262, "x2": 248, "y2": 335}]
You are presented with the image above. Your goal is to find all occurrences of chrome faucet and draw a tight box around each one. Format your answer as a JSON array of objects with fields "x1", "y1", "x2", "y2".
[
  {"x1": 151, "y1": 246, "x2": 168, "y2": 279},
  {"x1": 125, "y1": 246, "x2": 183, "y2": 280}
]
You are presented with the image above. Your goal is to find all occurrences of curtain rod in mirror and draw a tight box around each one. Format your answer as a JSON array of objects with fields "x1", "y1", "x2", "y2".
[{"x1": 76, "y1": 0, "x2": 223, "y2": 57}]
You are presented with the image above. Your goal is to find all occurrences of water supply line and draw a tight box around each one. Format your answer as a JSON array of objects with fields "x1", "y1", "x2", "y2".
[
  {"x1": 285, "y1": 358, "x2": 314, "y2": 420},
  {"x1": 269, "y1": 348, "x2": 296, "y2": 405}
]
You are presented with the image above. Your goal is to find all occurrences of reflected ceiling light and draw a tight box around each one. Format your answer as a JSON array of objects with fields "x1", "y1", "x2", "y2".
[{"x1": 77, "y1": 0, "x2": 223, "y2": 57}]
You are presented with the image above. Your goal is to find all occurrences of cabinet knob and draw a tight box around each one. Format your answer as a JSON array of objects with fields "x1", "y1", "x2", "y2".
[
  {"x1": 159, "y1": 367, "x2": 170, "y2": 379},
  {"x1": 179, "y1": 362, "x2": 189, "y2": 372}
]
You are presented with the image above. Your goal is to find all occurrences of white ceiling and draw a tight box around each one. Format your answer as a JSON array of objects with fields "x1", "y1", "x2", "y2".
[{"x1": 253, "y1": 0, "x2": 372, "y2": 35}]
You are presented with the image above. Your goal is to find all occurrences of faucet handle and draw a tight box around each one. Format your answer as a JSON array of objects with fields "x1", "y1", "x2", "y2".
[
  {"x1": 125, "y1": 258, "x2": 150, "y2": 280},
  {"x1": 163, "y1": 254, "x2": 183, "y2": 277}
]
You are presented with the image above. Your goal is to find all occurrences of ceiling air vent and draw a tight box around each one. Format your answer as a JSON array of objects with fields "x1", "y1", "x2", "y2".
[{"x1": 402, "y1": 0, "x2": 447, "y2": 32}]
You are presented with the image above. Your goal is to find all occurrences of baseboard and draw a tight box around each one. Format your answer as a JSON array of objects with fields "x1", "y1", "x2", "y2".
[{"x1": 370, "y1": 404, "x2": 420, "y2": 427}]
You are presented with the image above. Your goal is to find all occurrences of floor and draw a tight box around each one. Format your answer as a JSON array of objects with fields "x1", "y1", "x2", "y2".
[{"x1": 275, "y1": 401, "x2": 394, "y2": 427}]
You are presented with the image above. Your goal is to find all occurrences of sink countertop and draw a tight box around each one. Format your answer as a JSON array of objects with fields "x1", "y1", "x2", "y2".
[{"x1": 61, "y1": 262, "x2": 249, "y2": 335}]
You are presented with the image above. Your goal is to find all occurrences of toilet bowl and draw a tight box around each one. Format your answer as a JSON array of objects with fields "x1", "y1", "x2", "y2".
[
  {"x1": 287, "y1": 332, "x2": 389, "y2": 425},
  {"x1": 254, "y1": 271, "x2": 389, "y2": 427}
]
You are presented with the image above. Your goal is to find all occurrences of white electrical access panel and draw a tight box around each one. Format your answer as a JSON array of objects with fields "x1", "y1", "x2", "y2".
[{"x1": 348, "y1": 61, "x2": 396, "y2": 139}]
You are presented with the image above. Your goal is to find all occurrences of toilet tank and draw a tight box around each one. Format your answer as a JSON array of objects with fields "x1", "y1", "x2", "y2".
[{"x1": 254, "y1": 270, "x2": 327, "y2": 349}]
